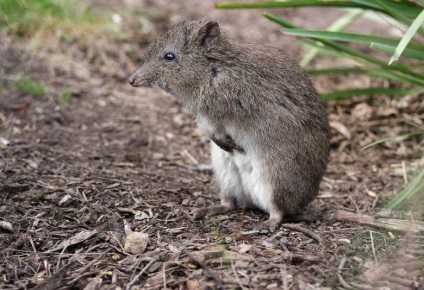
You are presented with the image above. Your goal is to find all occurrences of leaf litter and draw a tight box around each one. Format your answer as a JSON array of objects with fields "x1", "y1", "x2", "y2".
[{"x1": 0, "y1": 1, "x2": 423, "y2": 289}]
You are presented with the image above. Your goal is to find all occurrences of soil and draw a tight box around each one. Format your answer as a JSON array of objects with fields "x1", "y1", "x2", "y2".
[{"x1": 1, "y1": 1, "x2": 423, "y2": 289}]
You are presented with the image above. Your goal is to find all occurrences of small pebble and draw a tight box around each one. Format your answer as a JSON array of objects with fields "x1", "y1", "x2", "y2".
[{"x1": 124, "y1": 232, "x2": 148, "y2": 254}]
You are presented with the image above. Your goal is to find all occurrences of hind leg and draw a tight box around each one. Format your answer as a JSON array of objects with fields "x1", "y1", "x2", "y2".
[
  {"x1": 192, "y1": 143, "x2": 243, "y2": 220},
  {"x1": 233, "y1": 157, "x2": 283, "y2": 232}
]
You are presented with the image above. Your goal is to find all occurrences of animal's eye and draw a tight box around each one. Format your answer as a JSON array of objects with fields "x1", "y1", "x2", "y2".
[{"x1": 164, "y1": 52, "x2": 176, "y2": 61}]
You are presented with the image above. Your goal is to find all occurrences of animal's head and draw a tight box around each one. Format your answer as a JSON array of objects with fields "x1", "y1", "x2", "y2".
[{"x1": 129, "y1": 19, "x2": 225, "y2": 100}]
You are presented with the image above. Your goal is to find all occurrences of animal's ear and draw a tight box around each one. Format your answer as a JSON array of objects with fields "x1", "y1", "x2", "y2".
[{"x1": 196, "y1": 21, "x2": 220, "y2": 51}]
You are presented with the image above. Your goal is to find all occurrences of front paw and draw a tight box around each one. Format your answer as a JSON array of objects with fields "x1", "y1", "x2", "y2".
[{"x1": 211, "y1": 135, "x2": 244, "y2": 153}]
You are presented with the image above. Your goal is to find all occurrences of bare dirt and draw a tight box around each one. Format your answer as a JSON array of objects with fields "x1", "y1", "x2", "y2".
[{"x1": 1, "y1": 1, "x2": 423, "y2": 289}]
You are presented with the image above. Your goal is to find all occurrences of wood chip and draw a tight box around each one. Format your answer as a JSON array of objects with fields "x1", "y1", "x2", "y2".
[{"x1": 83, "y1": 277, "x2": 102, "y2": 290}]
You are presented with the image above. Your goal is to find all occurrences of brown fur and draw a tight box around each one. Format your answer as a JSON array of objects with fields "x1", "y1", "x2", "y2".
[{"x1": 129, "y1": 19, "x2": 330, "y2": 231}]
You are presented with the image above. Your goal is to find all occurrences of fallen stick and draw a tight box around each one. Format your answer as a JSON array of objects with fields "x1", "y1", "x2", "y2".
[
  {"x1": 125, "y1": 258, "x2": 157, "y2": 290},
  {"x1": 385, "y1": 275, "x2": 420, "y2": 289},
  {"x1": 282, "y1": 224, "x2": 323, "y2": 244},
  {"x1": 31, "y1": 261, "x2": 75, "y2": 290},
  {"x1": 333, "y1": 210, "x2": 424, "y2": 233},
  {"x1": 182, "y1": 248, "x2": 224, "y2": 290}
]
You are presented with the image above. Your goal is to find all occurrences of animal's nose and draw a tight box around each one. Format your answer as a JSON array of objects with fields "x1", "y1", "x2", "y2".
[{"x1": 128, "y1": 76, "x2": 136, "y2": 86}]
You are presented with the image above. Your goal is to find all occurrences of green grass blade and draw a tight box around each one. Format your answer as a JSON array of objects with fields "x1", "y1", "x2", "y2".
[
  {"x1": 371, "y1": 42, "x2": 424, "y2": 60},
  {"x1": 306, "y1": 66, "x2": 422, "y2": 84},
  {"x1": 386, "y1": 167, "x2": 424, "y2": 209},
  {"x1": 263, "y1": 12, "x2": 297, "y2": 29},
  {"x1": 294, "y1": 33, "x2": 424, "y2": 85},
  {"x1": 375, "y1": 0, "x2": 424, "y2": 36},
  {"x1": 389, "y1": 9, "x2": 424, "y2": 64},
  {"x1": 307, "y1": 67, "x2": 366, "y2": 75},
  {"x1": 416, "y1": 0, "x2": 424, "y2": 8},
  {"x1": 11, "y1": 76, "x2": 47, "y2": 99},
  {"x1": 265, "y1": 12, "x2": 424, "y2": 86},
  {"x1": 291, "y1": 39, "x2": 424, "y2": 85},
  {"x1": 264, "y1": 13, "x2": 424, "y2": 84},
  {"x1": 361, "y1": 131, "x2": 424, "y2": 150},
  {"x1": 322, "y1": 88, "x2": 424, "y2": 101},
  {"x1": 352, "y1": 0, "x2": 422, "y2": 21},
  {"x1": 283, "y1": 29, "x2": 424, "y2": 49},
  {"x1": 300, "y1": 9, "x2": 364, "y2": 67},
  {"x1": 363, "y1": 10, "x2": 407, "y2": 30},
  {"x1": 298, "y1": 35, "x2": 423, "y2": 86},
  {"x1": 366, "y1": 68, "x2": 424, "y2": 85},
  {"x1": 216, "y1": 1, "x2": 372, "y2": 10},
  {"x1": 361, "y1": 131, "x2": 424, "y2": 208},
  {"x1": 299, "y1": 39, "x2": 350, "y2": 59}
]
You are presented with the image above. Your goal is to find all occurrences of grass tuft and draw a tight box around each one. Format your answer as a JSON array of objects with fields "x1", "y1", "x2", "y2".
[
  {"x1": 0, "y1": 0, "x2": 115, "y2": 47},
  {"x1": 217, "y1": 0, "x2": 424, "y2": 210},
  {"x1": 60, "y1": 91, "x2": 73, "y2": 105},
  {"x1": 218, "y1": 1, "x2": 424, "y2": 99},
  {"x1": 12, "y1": 77, "x2": 46, "y2": 99}
]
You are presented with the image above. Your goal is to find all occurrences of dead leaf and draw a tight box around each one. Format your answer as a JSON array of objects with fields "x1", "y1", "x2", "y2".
[
  {"x1": 223, "y1": 251, "x2": 254, "y2": 261},
  {"x1": 238, "y1": 243, "x2": 252, "y2": 254},
  {"x1": 352, "y1": 103, "x2": 373, "y2": 121},
  {"x1": 0, "y1": 137, "x2": 10, "y2": 147},
  {"x1": 134, "y1": 211, "x2": 150, "y2": 220},
  {"x1": 58, "y1": 194, "x2": 72, "y2": 205},
  {"x1": 168, "y1": 244, "x2": 180, "y2": 253},
  {"x1": 106, "y1": 183, "x2": 120, "y2": 189},
  {"x1": 83, "y1": 277, "x2": 102, "y2": 290},
  {"x1": 47, "y1": 229, "x2": 98, "y2": 252},
  {"x1": 330, "y1": 121, "x2": 351, "y2": 139},
  {"x1": 186, "y1": 279, "x2": 200, "y2": 290},
  {"x1": 31, "y1": 262, "x2": 75, "y2": 290},
  {"x1": 0, "y1": 221, "x2": 14, "y2": 232}
]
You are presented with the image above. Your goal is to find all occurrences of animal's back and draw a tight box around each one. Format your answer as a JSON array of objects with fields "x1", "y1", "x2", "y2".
[{"x1": 206, "y1": 42, "x2": 330, "y2": 213}]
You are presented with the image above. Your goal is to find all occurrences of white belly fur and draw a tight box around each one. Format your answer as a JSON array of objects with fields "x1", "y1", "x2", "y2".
[
  {"x1": 199, "y1": 115, "x2": 274, "y2": 214},
  {"x1": 232, "y1": 152, "x2": 274, "y2": 214},
  {"x1": 211, "y1": 142, "x2": 274, "y2": 214}
]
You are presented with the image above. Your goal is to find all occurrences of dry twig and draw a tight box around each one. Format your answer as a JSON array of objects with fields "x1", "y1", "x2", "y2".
[
  {"x1": 334, "y1": 210, "x2": 424, "y2": 232},
  {"x1": 282, "y1": 224, "x2": 323, "y2": 244},
  {"x1": 181, "y1": 248, "x2": 224, "y2": 290},
  {"x1": 31, "y1": 261, "x2": 75, "y2": 290},
  {"x1": 125, "y1": 258, "x2": 157, "y2": 290}
]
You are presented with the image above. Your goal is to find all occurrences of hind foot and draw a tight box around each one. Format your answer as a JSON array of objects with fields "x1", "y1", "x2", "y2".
[{"x1": 254, "y1": 212, "x2": 283, "y2": 233}]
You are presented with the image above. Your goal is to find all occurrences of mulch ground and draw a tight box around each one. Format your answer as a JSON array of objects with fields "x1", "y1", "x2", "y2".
[{"x1": 1, "y1": 1, "x2": 423, "y2": 289}]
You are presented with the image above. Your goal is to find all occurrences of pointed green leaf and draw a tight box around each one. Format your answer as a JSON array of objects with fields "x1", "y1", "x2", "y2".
[
  {"x1": 361, "y1": 131, "x2": 424, "y2": 150},
  {"x1": 297, "y1": 36, "x2": 424, "y2": 85},
  {"x1": 217, "y1": 1, "x2": 371, "y2": 10},
  {"x1": 306, "y1": 67, "x2": 366, "y2": 75},
  {"x1": 263, "y1": 12, "x2": 296, "y2": 29},
  {"x1": 264, "y1": 12, "x2": 424, "y2": 86},
  {"x1": 389, "y1": 9, "x2": 424, "y2": 64},
  {"x1": 283, "y1": 29, "x2": 423, "y2": 49},
  {"x1": 322, "y1": 88, "x2": 423, "y2": 101},
  {"x1": 352, "y1": 0, "x2": 422, "y2": 21},
  {"x1": 300, "y1": 9, "x2": 364, "y2": 67},
  {"x1": 371, "y1": 42, "x2": 424, "y2": 61},
  {"x1": 386, "y1": 167, "x2": 424, "y2": 209}
]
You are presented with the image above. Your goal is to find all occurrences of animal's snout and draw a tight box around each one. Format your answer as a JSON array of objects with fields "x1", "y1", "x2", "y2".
[{"x1": 128, "y1": 76, "x2": 136, "y2": 86}]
